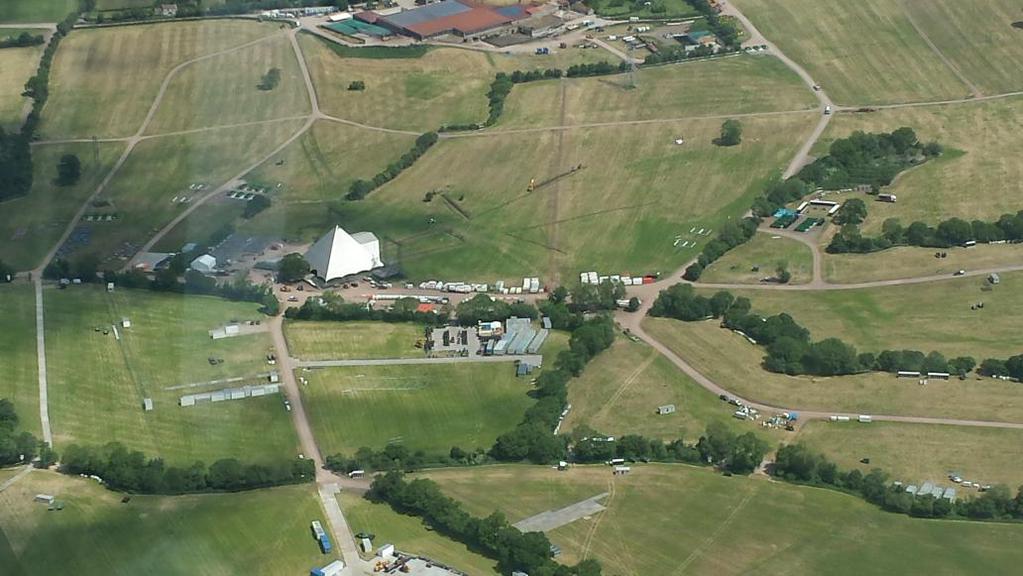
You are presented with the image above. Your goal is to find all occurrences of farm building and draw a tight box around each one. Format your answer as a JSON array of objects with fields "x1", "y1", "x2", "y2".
[
  {"x1": 305, "y1": 226, "x2": 383, "y2": 282},
  {"x1": 377, "y1": 0, "x2": 529, "y2": 40},
  {"x1": 190, "y1": 254, "x2": 217, "y2": 274}
]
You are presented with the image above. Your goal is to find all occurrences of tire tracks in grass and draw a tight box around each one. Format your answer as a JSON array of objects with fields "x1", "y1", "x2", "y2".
[
  {"x1": 581, "y1": 477, "x2": 616, "y2": 561},
  {"x1": 674, "y1": 484, "x2": 760, "y2": 575},
  {"x1": 591, "y1": 349, "x2": 658, "y2": 425}
]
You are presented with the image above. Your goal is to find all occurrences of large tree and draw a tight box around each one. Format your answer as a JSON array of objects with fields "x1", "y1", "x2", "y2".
[
  {"x1": 56, "y1": 154, "x2": 82, "y2": 186},
  {"x1": 277, "y1": 253, "x2": 310, "y2": 283},
  {"x1": 716, "y1": 119, "x2": 742, "y2": 146}
]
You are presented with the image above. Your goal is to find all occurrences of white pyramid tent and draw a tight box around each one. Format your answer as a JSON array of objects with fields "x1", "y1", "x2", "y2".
[{"x1": 305, "y1": 226, "x2": 383, "y2": 281}]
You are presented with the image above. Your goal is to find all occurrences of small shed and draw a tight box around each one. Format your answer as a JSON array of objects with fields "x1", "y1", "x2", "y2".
[
  {"x1": 121, "y1": 317, "x2": 131, "y2": 328},
  {"x1": 268, "y1": 371, "x2": 280, "y2": 384},
  {"x1": 34, "y1": 494, "x2": 55, "y2": 504},
  {"x1": 143, "y1": 398, "x2": 153, "y2": 411},
  {"x1": 106, "y1": 282, "x2": 115, "y2": 292},
  {"x1": 360, "y1": 538, "x2": 373, "y2": 553},
  {"x1": 657, "y1": 404, "x2": 676, "y2": 415},
  {"x1": 376, "y1": 543, "x2": 395, "y2": 559}
]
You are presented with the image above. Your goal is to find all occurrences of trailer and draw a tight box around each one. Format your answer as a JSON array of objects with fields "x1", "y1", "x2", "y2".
[
  {"x1": 310, "y1": 560, "x2": 346, "y2": 576},
  {"x1": 858, "y1": 415, "x2": 872, "y2": 423}
]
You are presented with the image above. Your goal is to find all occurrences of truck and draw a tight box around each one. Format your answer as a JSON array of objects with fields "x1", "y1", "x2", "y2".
[
  {"x1": 311, "y1": 520, "x2": 332, "y2": 554},
  {"x1": 310, "y1": 560, "x2": 346, "y2": 576}
]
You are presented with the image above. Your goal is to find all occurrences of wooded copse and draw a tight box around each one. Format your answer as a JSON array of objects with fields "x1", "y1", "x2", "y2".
[
  {"x1": 828, "y1": 211, "x2": 1023, "y2": 254},
  {"x1": 797, "y1": 127, "x2": 942, "y2": 191}
]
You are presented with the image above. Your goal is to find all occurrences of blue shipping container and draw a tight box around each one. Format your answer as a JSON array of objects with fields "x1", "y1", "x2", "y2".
[{"x1": 318, "y1": 534, "x2": 332, "y2": 554}]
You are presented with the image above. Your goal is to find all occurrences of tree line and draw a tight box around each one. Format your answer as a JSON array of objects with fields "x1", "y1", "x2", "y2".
[
  {"x1": 60, "y1": 441, "x2": 314, "y2": 494},
  {"x1": 977, "y1": 353, "x2": 1023, "y2": 380},
  {"x1": 828, "y1": 211, "x2": 1023, "y2": 254},
  {"x1": 774, "y1": 443, "x2": 1023, "y2": 521},
  {"x1": 346, "y1": 132, "x2": 437, "y2": 200},
  {"x1": 797, "y1": 127, "x2": 942, "y2": 191},
  {"x1": 0, "y1": 399, "x2": 55, "y2": 468},
  {"x1": 643, "y1": 42, "x2": 721, "y2": 66},
  {"x1": 286, "y1": 291, "x2": 449, "y2": 325},
  {"x1": 369, "y1": 471, "x2": 603, "y2": 576},
  {"x1": 0, "y1": 32, "x2": 45, "y2": 49},
  {"x1": 649, "y1": 283, "x2": 977, "y2": 377}
]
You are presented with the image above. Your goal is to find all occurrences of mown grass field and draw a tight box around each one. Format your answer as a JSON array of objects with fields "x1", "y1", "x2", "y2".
[
  {"x1": 0, "y1": 141, "x2": 123, "y2": 271},
  {"x1": 299, "y1": 362, "x2": 537, "y2": 456},
  {"x1": 564, "y1": 336, "x2": 781, "y2": 442},
  {"x1": 732, "y1": 0, "x2": 971, "y2": 105},
  {"x1": 80, "y1": 121, "x2": 300, "y2": 265},
  {"x1": 499, "y1": 55, "x2": 818, "y2": 127},
  {"x1": 643, "y1": 317, "x2": 1023, "y2": 424},
  {"x1": 285, "y1": 321, "x2": 425, "y2": 361},
  {"x1": 0, "y1": 41, "x2": 44, "y2": 129},
  {"x1": 0, "y1": 285, "x2": 39, "y2": 435},
  {"x1": 235, "y1": 120, "x2": 415, "y2": 244},
  {"x1": 700, "y1": 231, "x2": 813, "y2": 284},
  {"x1": 428, "y1": 464, "x2": 1023, "y2": 575},
  {"x1": 144, "y1": 33, "x2": 308, "y2": 134},
  {"x1": 345, "y1": 113, "x2": 814, "y2": 282},
  {"x1": 813, "y1": 97, "x2": 1023, "y2": 234},
  {"x1": 0, "y1": 0, "x2": 76, "y2": 22},
  {"x1": 824, "y1": 244, "x2": 1023, "y2": 284},
  {"x1": 0, "y1": 471, "x2": 333, "y2": 576},
  {"x1": 900, "y1": 0, "x2": 1023, "y2": 95},
  {"x1": 798, "y1": 420, "x2": 1023, "y2": 489},
  {"x1": 341, "y1": 492, "x2": 499, "y2": 575},
  {"x1": 716, "y1": 271, "x2": 1023, "y2": 359},
  {"x1": 41, "y1": 20, "x2": 279, "y2": 138},
  {"x1": 45, "y1": 285, "x2": 299, "y2": 465}
]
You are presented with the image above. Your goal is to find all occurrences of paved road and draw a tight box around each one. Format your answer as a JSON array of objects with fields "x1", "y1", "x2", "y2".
[
  {"x1": 33, "y1": 280, "x2": 52, "y2": 446},
  {"x1": 295, "y1": 354, "x2": 543, "y2": 368},
  {"x1": 0, "y1": 465, "x2": 33, "y2": 493},
  {"x1": 513, "y1": 492, "x2": 609, "y2": 532}
]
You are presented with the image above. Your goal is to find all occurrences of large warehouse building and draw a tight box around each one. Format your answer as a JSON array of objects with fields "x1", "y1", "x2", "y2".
[
  {"x1": 305, "y1": 226, "x2": 383, "y2": 282},
  {"x1": 374, "y1": 0, "x2": 529, "y2": 40}
]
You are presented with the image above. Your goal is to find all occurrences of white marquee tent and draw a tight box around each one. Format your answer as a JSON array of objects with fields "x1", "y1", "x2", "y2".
[{"x1": 305, "y1": 226, "x2": 382, "y2": 281}]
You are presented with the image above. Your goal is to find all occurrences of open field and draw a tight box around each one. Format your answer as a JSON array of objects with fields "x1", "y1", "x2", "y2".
[
  {"x1": 0, "y1": 471, "x2": 332, "y2": 576},
  {"x1": 798, "y1": 421, "x2": 1023, "y2": 489},
  {"x1": 717, "y1": 271, "x2": 1023, "y2": 359},
  {"x1": 41, "y1": 20, "x2": 279, "y2": 138},
  {"x1": 813, "y1": 97, "x2": 1023, "y2": 234},
  {"x1": 0, "y1": 1, "x2": 76, "y2": 22},
  {"x1": 732, "y1": 0, "x2": 970, "y2": 105},
  {"x1": 144, "y1": 33, "x2": 308, "y2": 134},
  {"x1": 428, "y1": 464, "x2": 1023, "y2": 575},
  {"x1": 563, "y1": 336, "x2": 781, "y2": 442},
  {"x1": 0, "y1": 285, "x2": 39, "y2": 435},
  {"x1": 285, "y1": 321, "x2": 425, "y2": 361},
  {"x1": 824, "y1": 244, "x2": 1023, "y2": 284},
  {"x1": 0, "y1": 141, "x2": 124, "y2": 270},
  {"x1": 340, "y1": 492, "x2": 499, "y2": 575},
  {"x1": 644, "y1": 317, "x2": 1023, "y2": 423},
  {"x1": 900, "y1": 0, "x2": 1023, "y2": 95},
  {"x1": 45, "y1": 285, "x2": 299, "y2": 465},
  {"x1": 700, "y1": 231, "x2": 813, "y2": 284},
  {"x1": 0, "y1": 42, "x2": 44, "y2": 129},
  {"x1": 75, "y1": 121, "x2": 300, "y2": 265},
  {"x1": 299, "y1": 362, "x2": 538, "y2": 456},
  {"x1": 235, "y1": 120, "x2": 415, "y2": 244},
  {"x1": 499, "y1": 55, "x2": 818, "y2": 127},
  {"x1": 346, "y1": 113, "x2": 815, "y2": 282}
]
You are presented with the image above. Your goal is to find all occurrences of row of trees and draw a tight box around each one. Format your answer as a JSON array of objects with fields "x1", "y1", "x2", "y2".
[
  {"x1": 369, "y1": 472, "x2": 603, "y2": 576},
  {"x1": 682, "y1": 216, "x2": 759, "y2": 281},
  {"x1": 977, "y1": 353, "x2": 1023, "y2": 380},
  {"x1": 347, "y1": 132, "x2": 437, "y2": 200},
  {"x1": 643, "y1": 43, "x2": 720, "y2": 66},
  {"x1": 0, "y1": 31, "x2": 45, "y2": 49},
  {"x1": 565, "y1": 61, "x2": 629, "y2": 78},
  {"x1": 573, "y1": 421, "x2": 768, "y2": 474},
  {"x1": 649, "y1": 284, "x2": 977, "y2": 377},
  {"x1": 60, "y1": 441, "x2": 314, "y2": 494},
  {"x1": 796, "y1": 127, "x2": 942, "y2": 191},
  {"x1": 828, "y1": 211, "x2": 1023, "y2": 254},
  {"x1": 287, "y1": 291, "x2": 449, "y2": 325},
  {"x1": 774, "y1": 443, "x2": 1023, "y2": 520}
]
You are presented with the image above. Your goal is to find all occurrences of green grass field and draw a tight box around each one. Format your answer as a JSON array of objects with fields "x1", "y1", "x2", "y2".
[
  {"x1": 0, "y1": 471, "x2": 333, "y2": 576},
  {"x1": 144, "y1": 33, "x2": 309, "y2": 134},
  {"x1": 700, "y1": 231, "x2": 813, "y2": 284},
  {"x1": 0, "y1": 41, "x2": 44, "y2": 129},
  {"x1": 900, "y1": 0, "x2": 1023, "y2": 95},
  {"x1": 824, "y1": 243, "x2": 1023, "y2": 284},
  {"x1": 0, "y1": 285, "x2": 39, "y2": 435},
  {"x1": 0, "y1": 0, "x2": 76, "y2": 22},
  {"x1": 499, "y1": 55, "x2": 818, "y2": 127},
  {"x1": 0, "y1": 141, "x2": 124, "y2": 271},
  {"x1": 78, "y1": 121, "x2": 300, "y2": 265},
  {"x1": 733, "y1": 0, "x2": 971, "y2": 105},
  {"x1": 285, "y1": 321, "x2": 425, "y2": 361},
  {"x1": 798, "y1": 420, "x2": 1023, "y2": 489},
  {"x1": 341, "y1": 492, "x2": 498, "y2": 574},
  {"x1": 344, "y1": 113, "x2": 814, "y2": 282},
  {"x1": 234, "y1": 119, "x2": 416, "y2": 244},
  {"x1": 813, "y1": 97, "x2": 1023, "y2": 234},
  {"x1": 428, "y1": 464, "x2": 1023, "y2": 575},
  {"x1": 299, "y1": 362, "x2": 538, "y2": 456},
  {"x1": 41, "y1": 20, "x2": 279, "y2": 138},
  {"x1": 564, "y1": 336, "x2": 782, "y2": 442},
  {"x1": 643, "y1": 316, "x2": 1023, "y2": 424},
  {"x1": 714, "y1": 271, "x2": 1023, "y2": 359},
  {"x1": 45, "y1": 285, "x2": 299, "y2": 465}
]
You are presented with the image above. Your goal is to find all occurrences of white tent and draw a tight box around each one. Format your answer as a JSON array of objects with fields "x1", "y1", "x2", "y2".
[
  {"x1": 305, "y1": 226, "x2": 383, "y2": 282},
  {"x1": 190, "y1": 254, "x2": 217, "y2": 274}
]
